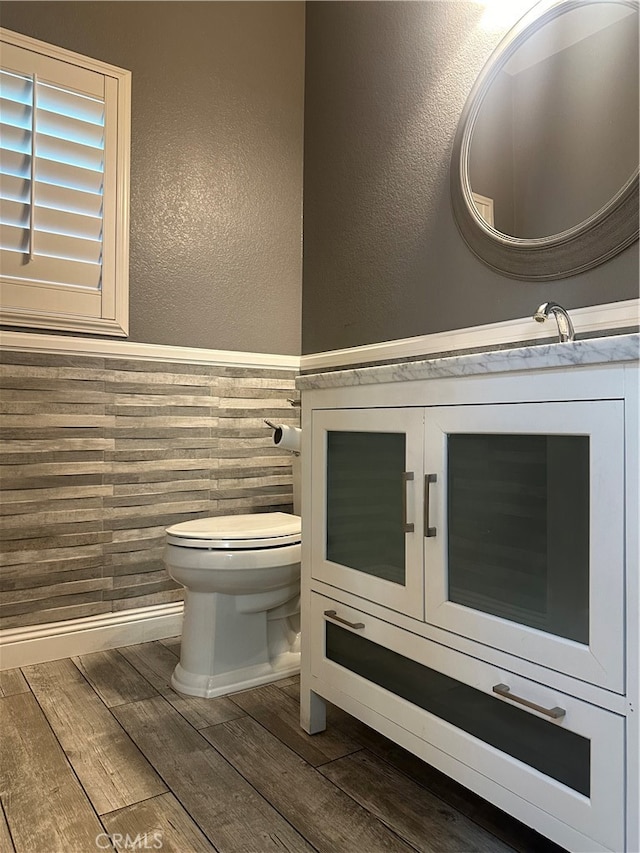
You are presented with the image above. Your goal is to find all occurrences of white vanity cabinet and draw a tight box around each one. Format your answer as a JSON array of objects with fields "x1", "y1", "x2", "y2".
[
  {"x1": 300, "y1": 346, "x2": 639, "y2": 853},
  {"x1": 311, "y1": 399, "x2": 625, "y2": 692}
]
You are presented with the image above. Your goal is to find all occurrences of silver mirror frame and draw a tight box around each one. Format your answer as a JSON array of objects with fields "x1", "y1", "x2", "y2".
[{"x1": 450, "y1": 0, "x2": 639, "y2": 281}]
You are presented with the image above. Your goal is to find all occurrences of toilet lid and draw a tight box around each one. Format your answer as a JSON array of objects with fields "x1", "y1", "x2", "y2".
[{"x1": 166, "y1": 512, "x2": 301, "y2": 549}]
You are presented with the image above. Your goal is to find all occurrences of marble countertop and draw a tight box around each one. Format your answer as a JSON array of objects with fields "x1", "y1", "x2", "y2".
[{"x1": 296, "y1": 333, "x2": 639, "y2": 391}]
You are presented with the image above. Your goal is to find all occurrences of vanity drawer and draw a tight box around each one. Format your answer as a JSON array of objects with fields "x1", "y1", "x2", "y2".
[{"x1": 310, "y1": 592, "x2": 625, "y2": 852}]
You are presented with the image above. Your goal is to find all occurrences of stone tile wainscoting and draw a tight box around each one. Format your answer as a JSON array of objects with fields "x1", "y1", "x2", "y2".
[{"x1": 0, "y1": 350, "x2": 299, "y2": 636}]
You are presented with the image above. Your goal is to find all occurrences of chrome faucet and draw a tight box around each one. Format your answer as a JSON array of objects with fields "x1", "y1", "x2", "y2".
[{"x1": 533, "y1": 301, "x2": 575, "y2": 343}]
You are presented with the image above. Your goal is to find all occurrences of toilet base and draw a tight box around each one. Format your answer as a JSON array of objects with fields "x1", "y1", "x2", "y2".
[{"x1": 170, "y1": 650, "x2": 300, "y2": 698}]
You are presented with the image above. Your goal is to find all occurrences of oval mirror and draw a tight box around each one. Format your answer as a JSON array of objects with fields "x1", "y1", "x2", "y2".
[{"x1": 451, "y1": 0, "x2": 639, "y2": 280}]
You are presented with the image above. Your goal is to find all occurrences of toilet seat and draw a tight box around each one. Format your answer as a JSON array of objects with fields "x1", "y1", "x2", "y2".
[{"x1": 166, "y1": 512, "x2": 301, "y2": 550}]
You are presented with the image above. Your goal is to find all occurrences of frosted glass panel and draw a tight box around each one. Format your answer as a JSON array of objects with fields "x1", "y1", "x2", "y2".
[
  {"x1": 326, "y1": 622, "x2": 590, "y2": 796},
  {"x1": 326, "y1": 431, "x2": 406, "y2": 584},
  {"x1": 447, "y1": 434, "x2": 589, "y2": 643}
]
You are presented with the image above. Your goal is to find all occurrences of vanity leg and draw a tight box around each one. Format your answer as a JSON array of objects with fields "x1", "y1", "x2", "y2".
[{"x1": 300, "y1": 684, "x2": 326, "y2": 734}]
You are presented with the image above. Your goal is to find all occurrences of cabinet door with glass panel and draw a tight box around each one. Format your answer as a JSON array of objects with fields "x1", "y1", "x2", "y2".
[
  {"x1": 311, "y1": 408, "x2": 424, "y2": 618},
  {"x1": 423, "y1": 400, "x2": 625, "y2": 693}
]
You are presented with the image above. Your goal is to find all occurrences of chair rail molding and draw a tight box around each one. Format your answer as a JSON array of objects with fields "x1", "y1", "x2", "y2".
[
  {"x1": 300, "y1": 299, "x2": 639, "y2": 371},
  {"x1": 1, "y1": 298, "x2": 637, "y2": 373},
  {"x1": 0, "y1": 330, "x2": 300, "y2": 370}
]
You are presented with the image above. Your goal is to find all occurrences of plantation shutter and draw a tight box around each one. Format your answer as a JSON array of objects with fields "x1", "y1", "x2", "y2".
[{"x1": 0, "y1": 31, "x2": 130, "y2": 335}]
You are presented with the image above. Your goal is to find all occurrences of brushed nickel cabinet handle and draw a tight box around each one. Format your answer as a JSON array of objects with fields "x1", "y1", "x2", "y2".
[
  {"x1": 492, "y1": 683, "x2": 566, "y2": 720},
  {"x1": 424, "y1": 473, "x2": 437, "y2": 537},
  {"x1": 402, "y1": 471, "x2": 415, "y2": 533},
  {"x1": 323, "y1": 609, "x2": 365, "y2": 630}
]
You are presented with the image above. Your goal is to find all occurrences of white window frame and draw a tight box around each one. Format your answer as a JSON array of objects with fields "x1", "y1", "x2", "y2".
[{"x1": 0, "y1": 28, "x2": 130, "y2": 337}]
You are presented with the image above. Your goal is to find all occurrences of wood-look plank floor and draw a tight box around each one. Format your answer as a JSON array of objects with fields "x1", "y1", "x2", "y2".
[{"x1": 0, "y1": 640, "x2": 568, "y2": 853}]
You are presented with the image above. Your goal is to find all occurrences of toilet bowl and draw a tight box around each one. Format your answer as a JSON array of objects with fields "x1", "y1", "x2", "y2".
[{"x1": 164, "y1": 512, "x2": 301, "y2": 698}]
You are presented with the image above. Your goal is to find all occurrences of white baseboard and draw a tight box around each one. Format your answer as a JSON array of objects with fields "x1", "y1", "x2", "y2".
[{"x1": 0, "y1": 602, "x2": 184, "y2": 670}]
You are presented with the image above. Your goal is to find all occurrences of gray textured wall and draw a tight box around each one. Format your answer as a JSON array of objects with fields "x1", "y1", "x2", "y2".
[
  {"x1": 3, "y1": 1, "x2": 638, "y2": 359},
  {"x1": 302, "y1": 1, "x2": 639, "y2": 354},
  {"x1": 1, "y1": 1, "x2": 304, "y2": 355}
]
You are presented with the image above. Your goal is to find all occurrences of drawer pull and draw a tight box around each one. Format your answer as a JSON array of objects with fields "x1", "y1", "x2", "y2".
[
  {"x1": 402, "y1": 471, "x2": 415, "y2": 533},
  {"x1": 424, "y1": 473, "x2": 437, "y2": 537},
  {"x1": 324, "y1": 609, "x2": 365, "y2": 630},
  {"x1": 492, "y1": 683, "x2": 566, "y2": 720}
]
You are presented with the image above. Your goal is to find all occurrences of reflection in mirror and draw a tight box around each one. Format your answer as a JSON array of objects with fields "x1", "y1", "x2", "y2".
[
  {"x1": 451, "y1": 0, "x2": 640, "y2": 280},
  {"x1": 469, "y1": 3, "x2": 638, "y2": 239}
]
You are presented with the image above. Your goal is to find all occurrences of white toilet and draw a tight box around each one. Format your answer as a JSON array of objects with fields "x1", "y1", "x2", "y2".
[{"x1": 164, "y1": 511, "x2": 301, "y2": 698}]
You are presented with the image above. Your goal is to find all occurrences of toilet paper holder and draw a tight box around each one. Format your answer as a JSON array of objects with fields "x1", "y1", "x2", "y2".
[{"x1": 265, "y1": 419, "x2": 301, "y2": 454}]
